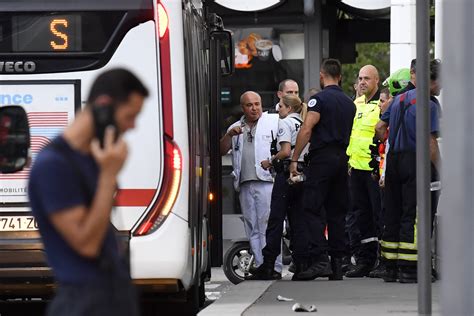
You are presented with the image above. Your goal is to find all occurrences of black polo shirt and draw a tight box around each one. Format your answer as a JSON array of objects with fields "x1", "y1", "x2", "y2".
[{"x1": 307, "y1": 85, "x2": 356, "y2": 152}]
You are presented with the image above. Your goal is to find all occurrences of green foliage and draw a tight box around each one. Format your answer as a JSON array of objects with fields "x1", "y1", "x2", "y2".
[{"x1": 341, "y1": 42, "x2": 390, "y2": 96}]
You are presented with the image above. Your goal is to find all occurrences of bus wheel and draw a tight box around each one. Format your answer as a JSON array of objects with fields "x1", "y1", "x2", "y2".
[{"x1": 223, "y1": 242, "x2": 252, "y2": 284}]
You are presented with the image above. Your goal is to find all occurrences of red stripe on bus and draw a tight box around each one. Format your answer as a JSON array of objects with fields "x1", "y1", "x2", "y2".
[{"x1": 114, "y1": 189, "x2": 157, "y2": 207}]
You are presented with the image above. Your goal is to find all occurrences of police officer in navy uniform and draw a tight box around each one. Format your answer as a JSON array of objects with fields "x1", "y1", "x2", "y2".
[
  {"x1": 290, "y1": 59, "x2": 356, "y2": 281},
  {"x1": 246, "y1": 94, "x2": 308, "y2": 280}
]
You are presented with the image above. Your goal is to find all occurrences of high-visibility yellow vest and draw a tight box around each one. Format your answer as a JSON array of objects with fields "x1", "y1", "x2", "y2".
[{"x1": 347, "y1": 95, "x2": 381, "y2": 171}]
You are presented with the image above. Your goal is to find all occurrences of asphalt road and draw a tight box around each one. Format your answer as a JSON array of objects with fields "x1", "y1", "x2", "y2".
[{"x1": 0, "y1": 268, "x2": 234, "y2": 316}]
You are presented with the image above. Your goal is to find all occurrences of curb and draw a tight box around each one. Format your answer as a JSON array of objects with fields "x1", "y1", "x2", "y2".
[{"x1": 198, "y1": 280, "x2": 275, "y2": 316}]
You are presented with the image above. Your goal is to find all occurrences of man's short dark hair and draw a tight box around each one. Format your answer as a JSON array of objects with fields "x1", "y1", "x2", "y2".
[
  {"x1": 321, "y1": 59, "x2": 342, "y2": 79},
  {"x1": 410, "y1": 59, "x2": 417, "y2": 73},
  {"x1": 87, "y1": 68, "x2": 149, "y2": 105},
  {"x1": 430, "y1": 59, "x2": 441, "y2": 81}
]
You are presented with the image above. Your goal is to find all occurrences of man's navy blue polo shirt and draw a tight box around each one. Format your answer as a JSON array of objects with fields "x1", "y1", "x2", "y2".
[{"x1": 307, "y1": 85, "x2": 356, "y2": 151}]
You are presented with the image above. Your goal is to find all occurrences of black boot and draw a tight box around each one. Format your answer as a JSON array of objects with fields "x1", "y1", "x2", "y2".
[
  {"x1": 291, "y1": 261, "x2": 309, "y2": 281},
  {"x1": 398, "y1": 267, "x2": 417, "y2": 284},
  {"x1": 329, "y1": 257, "x2": 343, "y2": 281},
  {"x1": 368, "y1": 263, "x2": 384, "y2": 278},
  {"x1": 296, "y1": 255, "x2": 332, "y2": 281},
  {"x1": 345, "y1": 263, "x2": 372, "y2": 278},
  {"x1": 245, "y1": 266, "x2": 281, "y2": 280},
  {"x1": 341, "y1": 256, "x2": 354, "y2": 273},
  {"x1": 382, "y1": 266, "x2": 398, "y2": 282},
  {"x1": 245, "y1": 261, "x2": 281, "y2": 280}
]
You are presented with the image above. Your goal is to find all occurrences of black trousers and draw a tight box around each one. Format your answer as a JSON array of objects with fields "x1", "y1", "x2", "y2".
[
  {"x1": 381, "y1": 151, "x2": 439, "y2": 269},
  {"x1": 349, "y1": 169, "x2": 382, "y2": 265},
  {"x1": 381, "y1": 152, "x2": 417, "y2": 267},
  {"x1": 302, "y1": 146, "x2": 349, "y2": 260},
  {"x1": 262, "y1": 171, "x2": 307, "y2": 265},
  {"x1": 345, "y1": 177, "x2": 360, "y2": 258}
]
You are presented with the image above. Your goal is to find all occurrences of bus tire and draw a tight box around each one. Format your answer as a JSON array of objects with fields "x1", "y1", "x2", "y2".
[{"x1": 223, "y1": 242, "x2": 252, "y2": 285}]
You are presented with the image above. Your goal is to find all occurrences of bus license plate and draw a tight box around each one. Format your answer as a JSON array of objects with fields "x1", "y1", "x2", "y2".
[{"x1": 0, "y1": 216, "x2": 38, "y2": 231}]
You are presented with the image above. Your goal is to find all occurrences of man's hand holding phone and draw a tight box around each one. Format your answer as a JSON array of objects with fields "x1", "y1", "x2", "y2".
[{"x1": 91, "y1": 126, "x2": 128, "y2": 178}]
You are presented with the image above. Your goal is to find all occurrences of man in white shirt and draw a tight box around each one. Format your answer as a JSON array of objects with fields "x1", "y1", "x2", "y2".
[{"x1": 220, "y1": 91, "x2": 280, "y2": 273}]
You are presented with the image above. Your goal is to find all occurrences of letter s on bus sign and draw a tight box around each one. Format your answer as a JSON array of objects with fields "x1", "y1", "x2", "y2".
[{"x1": 50, "y1": 19, "x2": 69, "y2": 50}]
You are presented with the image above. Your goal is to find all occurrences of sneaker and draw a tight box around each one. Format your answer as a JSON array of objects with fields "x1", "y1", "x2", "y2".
[{"x1": 345, "y1": 263, "x2": 372, "y2": 278}]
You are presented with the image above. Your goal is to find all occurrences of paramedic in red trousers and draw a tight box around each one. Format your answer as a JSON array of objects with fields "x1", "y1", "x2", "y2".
[
  {"x1": 345, "y1": 65, "x2": 383, "y2": 278},
  {"x1": 220, "y1": 91, "x2": 280, "y2": 273},
  {"x1": 289, "y1": 59, "x2": 356, "y2": 281},
  {"x1": 375, "y1": 60, "x2": 441, "y2": 283}
]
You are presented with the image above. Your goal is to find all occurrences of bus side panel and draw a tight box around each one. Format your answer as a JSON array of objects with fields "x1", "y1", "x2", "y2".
[
  {"x1": 130, "y1": 212, "x2": 193, "y2": 288},
  {"x1": 160, "y1": 0, "x2": 191, "y2": 223}
]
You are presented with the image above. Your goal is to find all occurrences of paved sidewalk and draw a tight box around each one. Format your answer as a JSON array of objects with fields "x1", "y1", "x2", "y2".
[
  {"x1": 244, "y1": 277, "x2": 440, "y2": 316},
  {"x1": 199, "y1": 278, "x2": 273, "y2": 316}
]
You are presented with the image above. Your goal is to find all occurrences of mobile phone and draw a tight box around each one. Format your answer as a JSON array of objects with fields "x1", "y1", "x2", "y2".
[{"x1": 92, "y1": 104, "x2": 117, "y2": 148}]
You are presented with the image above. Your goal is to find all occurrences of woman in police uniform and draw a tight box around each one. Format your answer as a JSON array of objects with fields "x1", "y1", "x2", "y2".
[{"x1": 246, "y1": 94, "x2": 308, "y2": 280}]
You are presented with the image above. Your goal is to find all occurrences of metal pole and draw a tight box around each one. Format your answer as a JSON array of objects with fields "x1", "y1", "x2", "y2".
[
  {"x1": 416, "y1": 0, "x2": 431, "y2": 314},
  {"x1": 208, "y1": 23, "x2": 224, "y2": 267},
  {"x1": 440, "y1": 0, "x2": 474, "y2": 315},
  {"x1": 303, "y1": 0, "x2": 321, "y2": 93}
]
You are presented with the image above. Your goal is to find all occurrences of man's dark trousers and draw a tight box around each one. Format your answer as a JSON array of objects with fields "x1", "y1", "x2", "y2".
[
  {"x1": 302, "y1": 145, "x2": 349, "y2": 261},
  {"x1": 381, "y1": 152, "x2": 417, "y2": 269},
  {"x1": 350, "y1": 169, "x2": 382, "y2": 266},
  {"x1": 262, "y1": 171, "x2": 307, "y2": 265},
  {"x1": 346, "y1": 177, "x2": 360, "y2": 258}
]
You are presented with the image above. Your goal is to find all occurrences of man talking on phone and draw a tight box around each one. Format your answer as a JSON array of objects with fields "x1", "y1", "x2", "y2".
[{"x1": 28, "y1": 69, "x2": 148, "y2": 316}]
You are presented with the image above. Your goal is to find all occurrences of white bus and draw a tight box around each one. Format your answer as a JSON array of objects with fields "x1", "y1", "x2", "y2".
[{"x1": 0, "y1": 0, "x2": 231, "y2": 313}]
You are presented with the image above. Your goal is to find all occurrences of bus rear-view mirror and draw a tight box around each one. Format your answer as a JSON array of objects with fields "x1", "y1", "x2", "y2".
[
  {"x1": 212, "y1": 30, "x2": 234, "y2": 76},
  {"x1": 0, "y1": 106, "x2": 30, "y2": 174}
]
